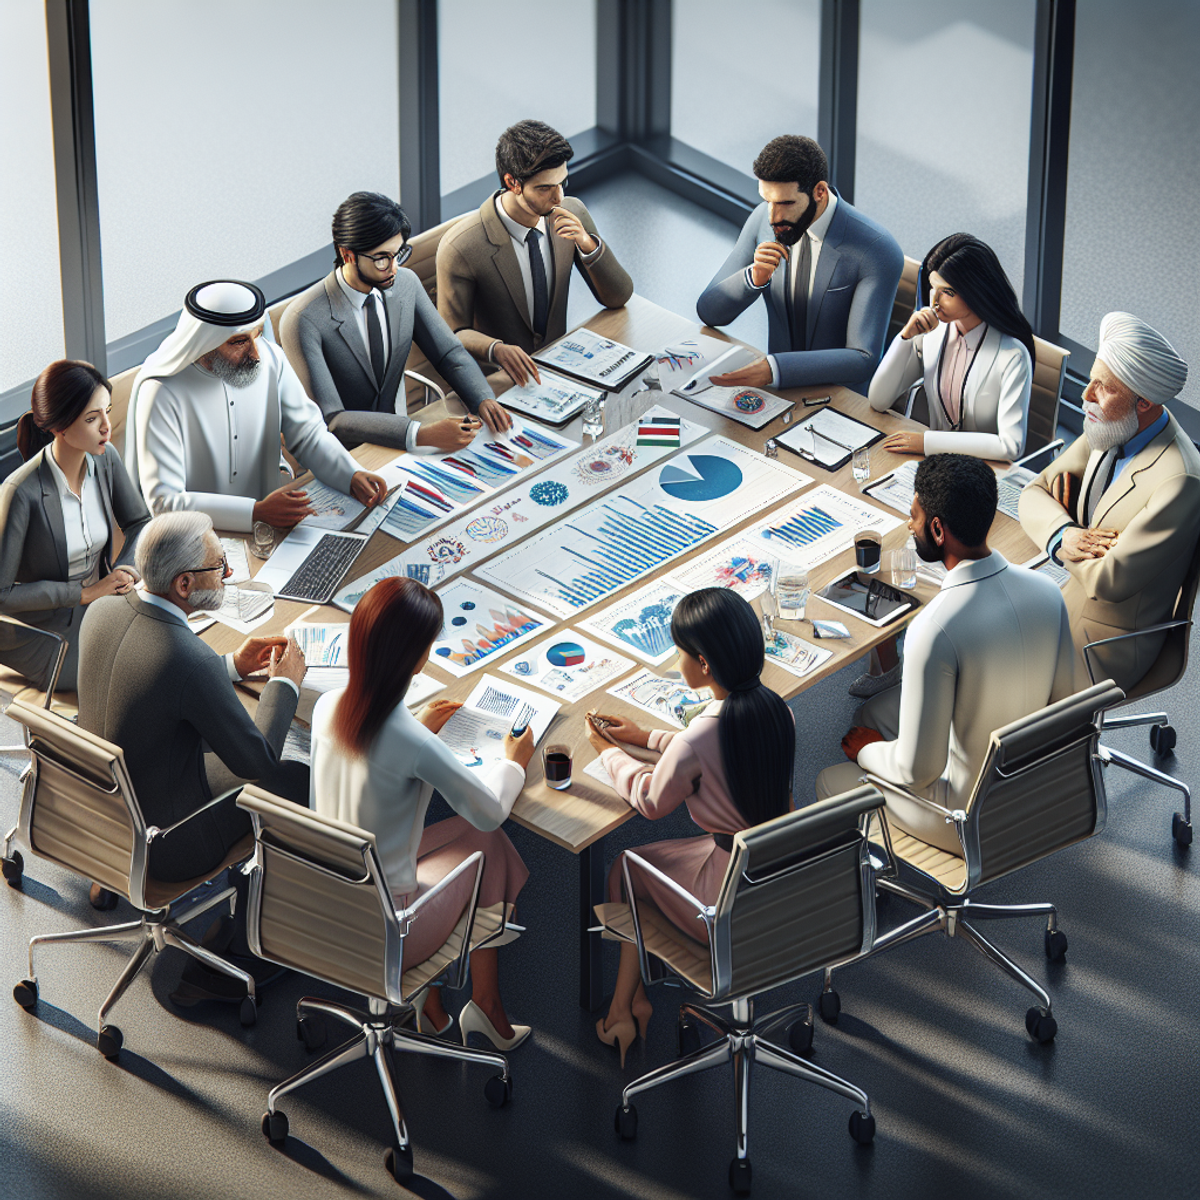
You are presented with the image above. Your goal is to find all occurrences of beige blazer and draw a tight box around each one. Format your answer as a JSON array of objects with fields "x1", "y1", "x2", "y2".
[
  {"x1": 436, "y1": 192, "x2": 633, "y2": 364},
  {"x1": 1019, "y1": 412, "x2": 1200, "y2": 691}
]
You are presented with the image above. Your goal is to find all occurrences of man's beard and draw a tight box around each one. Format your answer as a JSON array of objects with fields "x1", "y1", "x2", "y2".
[
  {"x1": 772, "y1": 192, "x2": 819, "y2": 247},
  {"x1": 189, "y1": 584, "x2": 225, "y2": 612},
  {"x1": 912, "y1": 517, "x2": 942, "y2": 563},
  {"x1": 205, "y1": 354, "x2": 262, "y2": 388},
  {"x1": 1083, "y1": 400, "x2": 1139, "y2": 452}
]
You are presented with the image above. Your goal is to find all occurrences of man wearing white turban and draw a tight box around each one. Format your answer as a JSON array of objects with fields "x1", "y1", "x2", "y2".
[
  {"x1": 126, "y1": 281, "x2": 387, "y2": 532},
  {"x1": 1020, "y1": 312, "x2": 1200, "y2": 691}
]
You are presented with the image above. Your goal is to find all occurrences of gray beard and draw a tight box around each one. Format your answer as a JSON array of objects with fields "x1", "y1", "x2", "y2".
[
  {"x1": 1083, "y1": 401, "x2": 1139, "y2": 452},
  {"x1": 205, "y1": 354, "x2": 262, "y2": 388},
  {"x1": 189, "y1": 584, "x2": 225, "y2": 612}
]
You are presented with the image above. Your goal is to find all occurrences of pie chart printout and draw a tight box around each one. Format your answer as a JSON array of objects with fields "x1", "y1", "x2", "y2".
[
  {"x1": 658, "y1": 454, "x2": 743, "y2": 503},
  {"x1": 546, "y1": 641, "x2": 587, "y2": 667}
]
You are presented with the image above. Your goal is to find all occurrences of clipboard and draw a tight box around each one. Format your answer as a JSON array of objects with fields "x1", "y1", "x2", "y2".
[{"x1": 775, "y1": 407, "x2": 885, "y2": 471}]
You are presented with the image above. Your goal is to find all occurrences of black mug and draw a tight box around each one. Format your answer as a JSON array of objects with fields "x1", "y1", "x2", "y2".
[{"x1": 855, "y1": 531, "x2": 882, "y2": 574}]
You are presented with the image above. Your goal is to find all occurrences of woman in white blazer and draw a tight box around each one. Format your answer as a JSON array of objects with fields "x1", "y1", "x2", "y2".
[
  {"x1": 310, "y1": 577, "x2": 535, "y2": 1051},
  {"x1": 868, "y1": 233, "x2": 1036, "y2": 461}
]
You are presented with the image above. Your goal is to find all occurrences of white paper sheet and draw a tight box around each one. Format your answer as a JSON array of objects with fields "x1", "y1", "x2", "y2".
[
  {"x1": 497, "y1": 632, "x2": 635, "y2": 703},
  {"x1": 777, "y1": 407, "x2": 880, "y2": 469},
  {"x1": 220, "y1": 537, "x2": 251, "y2": 584},
  {"x1": 285, "y1": 622, "x2": 350, "y2": 667},
  {"x1": 679, "y1": 385, "x2": 794, "y2": 430},
  {"x1": 576, "y1": 577, "x2": 689, "y2": 666},
  {"x1": 498, "y1": 371, "x2": 604, "y2": 424},
  {"x1": 763, "y1": 629, "x2": 833, "y2": 678},
  {"x1": 428, "y1": 579, "x2": 554, "y2": 677},
  {"x1": 605, "y1": 669, "x2": 713, "y2": 729},
  {"x1": 534, "y1": 328, "x2": 652, "y2": 389},
  {"x1": 436, "y1": 675, "x2": 562, "y2": 769}
]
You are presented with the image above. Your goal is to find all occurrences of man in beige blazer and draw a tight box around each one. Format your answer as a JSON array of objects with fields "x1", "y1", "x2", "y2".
[
  {"x1": 1019, "y1": 312, "x2": 1199, "y2": 693},
  {"x1": 437, "y1": 120, "x2": 633, "y2": 387}
]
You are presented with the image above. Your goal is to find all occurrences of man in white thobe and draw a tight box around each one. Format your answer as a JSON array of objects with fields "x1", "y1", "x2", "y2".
[{"x1": 126, "y1": 280, "x2": 386, "y2": 532}]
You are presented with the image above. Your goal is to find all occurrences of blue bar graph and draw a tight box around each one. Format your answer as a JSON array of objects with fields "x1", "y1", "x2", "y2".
[{"x1": 761, "y1": 505, "x2": 843, "y2": 549}]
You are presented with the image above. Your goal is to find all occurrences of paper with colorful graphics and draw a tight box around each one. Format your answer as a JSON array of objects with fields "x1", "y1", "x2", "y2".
[
  {"x1": 426, "y1": 579, "x2": 554, "y2": 678},
  {"x1": 497, "y1": 632, "x2": 635, "y2": 704}
]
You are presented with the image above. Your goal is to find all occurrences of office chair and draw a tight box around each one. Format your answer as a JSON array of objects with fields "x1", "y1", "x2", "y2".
[
  {"x1": 1082, "y1": 532, "x2": 1200, "y2": 847},
  {"x1": 826, "y1": 680, "x2": 1123, "y2": 1044},
  {"x1": 593, "y1": 786, "x2": 886, "y2": 1196},
  {"x1": 6, "y1": 698, "x2": 258, "y2": 1058},
  {"x1": 2, "y1": 620, "x2": 69, "y2": 887},
  {"x1": 237, "y1": 786, "x2": 513, "y2": 1185}
]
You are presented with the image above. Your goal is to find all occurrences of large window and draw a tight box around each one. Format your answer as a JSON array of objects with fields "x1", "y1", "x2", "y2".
[
  {"x1": 855, "y1": 0, "x2": 1036, "y2": 299},
  {"x1": 670, "y1": 0, "x2": 820, "y2": 179},
  {"x1": 90, "y1": 0, "x2": 400, "y2": 347},
  {"x1": 1060, "y1": 0, "x2": 1200, "y2": 408},
  {"x1": 438, "y1": 0, "x2": 597, "y2": 200},
  {"x1": 1, "y1": 0, "x2": 65, "y2": 394}
]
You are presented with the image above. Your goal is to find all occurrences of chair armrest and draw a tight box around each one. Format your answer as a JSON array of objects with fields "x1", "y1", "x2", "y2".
[
  {"x1": 397, "y1": 849, "x2": 484, "y2": 993},
  {"x1": 404, "y1": 370, "x2": 447, "y2": 408},
  {"x1": 1083, "y1": 620, "x2": 1192, "y2": 684},
  {"x1": 902, "y1": 381, "x2": 920, "y2": 420},
  {"x1": 145, "y1": 783, "x2": 245, "y2": 843},
  {"x1": 1014, "y1": 439, "x2": 1064, "y2": 472},
  {"x1": 0, "y1": 616, "x2": 67, "y2": 705}
]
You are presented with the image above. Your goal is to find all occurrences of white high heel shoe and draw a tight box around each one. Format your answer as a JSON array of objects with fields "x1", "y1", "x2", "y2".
[
  {"x1": 410, "y1": 986, "x2": 454, "y2": 1037},
  {"x1": 459, "y1": 1000, "x2": 531, "y2": 1050}
]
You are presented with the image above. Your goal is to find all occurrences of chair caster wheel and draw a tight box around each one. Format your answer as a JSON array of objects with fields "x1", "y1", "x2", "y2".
[
  {"x1": 1044, "y1": 928, "x2": 1068, "y2": 961},
  {"x1": 677, "y1": 1014, "x2": 701, "y2": 1058},
  {"x1": 849, "y1": 1110, "x2": 876, "y2": 1145},
  {"x1": 297, "y1": 1015, "x2": 326, "y2": 1050},
  {"x1": 239, "y1": 995, "x2": 258, "y2": 1028},
  {"x1": 2, "y1": 850, "x2": 23, "y2": 887},
  {"x1": 262, "y1": 1110, "x2": 289, "y2": 1144},
  {"x1": 1173, "y1": 812, "x2": 1193, "y2": 847},
  {"x1": 97, "y1": 1024, "x2": 123, "y2": 1061},
  {"x1": 1025, "y1": 1006, "x2": 1057, "y2": 1043},
  {"x1": 728, "y1": 1156, "x2": 752, "y2": 1195},
  {"x1": 614, "y1": 1103, "x2": 638, "y2": 1140},
  {"x1": 13, "y1": 978, "x2": 37, "y2": 1010},
  {"x1": 484, "y1": 1074, "x2": 512, "y2": 1108},
  {"x1": 818, "y1": 989, "x2": 841, "y2": 1024},
  {"x1": 1150, "y1": 724, "x2": 1176, "y2": 754},
  {"x1": 788, "y1": 1013, "x2": 814, "y2": 1056},
  {"x1": 385, "y1": 1143, "x2": 414, "y2": 1182}
]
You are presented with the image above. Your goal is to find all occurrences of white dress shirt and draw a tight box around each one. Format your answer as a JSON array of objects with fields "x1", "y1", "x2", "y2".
[
  {"x1": 45, "y1": 447, "x2": 106, "y2": 582},
  {"x1": 135, "y1": 340, "x2": 360, "y2": 533},
  {"x1": 747, "y1": 192, "x2": 839, "y2": 387},
  {"x1": 138, "y1": 588, "x2": 299, "y2": 696}
]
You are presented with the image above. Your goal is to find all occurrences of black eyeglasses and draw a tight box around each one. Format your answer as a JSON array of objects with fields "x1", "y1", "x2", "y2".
[
  {"x1": 355, "y1": 245, "x2": 413, "y2": 271},
  {"x1": 178, "y1": 556, "x2": 228, "y2": 578}
]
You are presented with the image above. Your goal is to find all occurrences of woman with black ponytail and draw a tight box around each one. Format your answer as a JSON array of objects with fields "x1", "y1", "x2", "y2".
[
  {"x1": 585, "y1": 588, "x2": 795, "y2": 1065},
  {"x1": 0, "y1": 360, "x2": 150, "y2": 691}
]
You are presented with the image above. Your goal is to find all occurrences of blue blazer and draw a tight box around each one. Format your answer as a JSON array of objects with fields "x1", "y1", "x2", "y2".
[{"x1": 697, "y1": 191, "x2": 904, "y2": 390}]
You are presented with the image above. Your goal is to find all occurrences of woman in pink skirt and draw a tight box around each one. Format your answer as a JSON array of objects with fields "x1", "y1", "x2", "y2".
[
  {"x1": 586, "y1": 588, "x2": 795, "y2": 1065},
  {"x1": 310, "y1": 577, "x2": 535, "y2": 1050}
]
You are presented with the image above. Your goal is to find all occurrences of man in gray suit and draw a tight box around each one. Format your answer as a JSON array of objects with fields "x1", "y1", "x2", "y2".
[
  {"x1": 437, "y1": 120, "x2": 633, "y2": 387},
  {"x1": 281, "y1": 192, "x2": 510, "y2": 450},
  {"x1": 698, "y1": 135, "x2": 904, "y2": 392},
  {"x1": 816, "y1": 455, "x2": 1075, "y2": 851},
  {"x1": 77, "y1": 512, "x2": 308, "y2": 999}
]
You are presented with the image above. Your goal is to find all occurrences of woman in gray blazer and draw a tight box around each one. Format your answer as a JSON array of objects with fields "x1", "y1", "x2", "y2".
[{"x1": 0, "y1": 361, "x2": 151, "y2": 692}]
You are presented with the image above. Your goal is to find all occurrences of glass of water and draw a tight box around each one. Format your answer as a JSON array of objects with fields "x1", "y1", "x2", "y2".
[
  {"x1": 852, "y1": 445, "x2": 871, "y2": 488},
  {"x1": 251, "y1": 521, "x2": 275, "y2": 560},
  {"x1": 581, "y1": 396, "x2": 604, "y2": 440},
  {"x1": 890, "y1": 543, "x2": 918, "y2": 590},
  {"x1": 776, "y1": 569, "x2": 809, "y2": 620}
]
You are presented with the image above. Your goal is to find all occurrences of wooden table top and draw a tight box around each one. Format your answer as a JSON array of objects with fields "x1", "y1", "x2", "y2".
[{"x1": 209, "y1": 294, "x2": 1038, "y2": 854}]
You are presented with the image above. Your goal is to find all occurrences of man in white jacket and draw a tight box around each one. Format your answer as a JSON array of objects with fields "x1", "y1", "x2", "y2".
[
  {"x1": 127, "y1": 280, "x2": 386, "y2": 532},
  {"x1": 816, "y1": 453, "x2": 1076, "y2": 851}
]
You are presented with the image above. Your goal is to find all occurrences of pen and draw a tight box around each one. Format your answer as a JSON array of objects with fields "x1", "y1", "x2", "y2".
[{"x1": 803, "y1": 396, "x2": 832, "y2": 407}]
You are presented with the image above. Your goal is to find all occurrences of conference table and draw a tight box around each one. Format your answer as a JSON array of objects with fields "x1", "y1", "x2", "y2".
[{"x1": 206, "y1": 294, "x2": 1039, "y2": 1010}]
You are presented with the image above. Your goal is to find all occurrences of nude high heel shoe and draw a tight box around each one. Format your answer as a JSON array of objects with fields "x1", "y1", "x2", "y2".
[
  {"x1": 459, "y1": 1000, "x2": 531, "y2": 1050},
  {"x1": 596, "y1": 1016, "x2": 638, "y2": 1068},
  {"x1": 410, "y1": 986, "x2": 454, "y2": 1037}
]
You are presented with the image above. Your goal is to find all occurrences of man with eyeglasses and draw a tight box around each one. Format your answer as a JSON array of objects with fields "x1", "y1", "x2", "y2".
[
  {"x1": 437, "y1": 120, "x2": 633, "y2": 387},
  {"x1": 281, "y1": 191, "x2": 510, "y2": 449},
  {"x1": 127, "y1": 279, "x2": 389, "y2": 531},
  {"x1": 77, "y1": 511, "x2": 309, "y2": 1002}
]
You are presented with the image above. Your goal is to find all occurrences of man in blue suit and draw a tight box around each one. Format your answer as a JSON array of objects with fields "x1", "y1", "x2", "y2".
[{"x1": 697, "y1": 135, "x2": 904, "y2": 392}]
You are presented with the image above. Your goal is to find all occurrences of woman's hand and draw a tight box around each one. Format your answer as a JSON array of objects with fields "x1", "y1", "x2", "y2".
[
  {"x1": 81, "y1": 567, "x2": 137, "y2": 604},
  {"x1": 587, "y1": 712, "x2": 649, "y2": 748},
  {"x1": 585, "y1": 717, "x2": 613, "y2": 755},
  {"x1": 900, "y1": 306, "x2": 940, "y2": 339},
  {"x1": 880, "y1": 431, "x2": 925, "y2": 455},
  {"x1": 418, "y1": 699, "x2": 462, "y2": 733},
  {"x1": 503, "y1": 725, "x2": 535, "y2": 770}
]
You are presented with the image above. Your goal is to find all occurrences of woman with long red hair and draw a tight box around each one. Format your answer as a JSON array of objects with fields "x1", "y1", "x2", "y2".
[{"x1": 310, "y1": 576, "x2": 535, "y2": 1049}]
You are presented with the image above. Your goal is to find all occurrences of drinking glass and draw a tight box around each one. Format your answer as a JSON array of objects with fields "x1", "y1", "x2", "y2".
[
  {"x1": 763, "y1": 439, "x2": 778, "y2": 459},
  {"x1": 852, "y1": 445, "x2": 871, "y2": 488},
  {"x1": 776, "y1": 569, "x2": 810, "y2": 620},
  {"x1": 251, "y1": 521, "x2": 275, "y2": 560},
  {"x1": 581, "y1": 396, "x2": 604, "y2": 440},
  {"x1": 890, "y1": 544, "x2": 918, "y2": 590},
  {"x1": 542, "y1": 743, "x2": 573, "y2": 791}
]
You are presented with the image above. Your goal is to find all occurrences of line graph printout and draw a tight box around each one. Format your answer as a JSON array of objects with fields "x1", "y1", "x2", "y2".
[
  {"x1": 331, "y1": 406, "x2": 707, "y2": 612},
  {"x1": 498, "y1": 632, "x2": 635, "y2": 703},
  {"x1": 576, "y1": 578, "x2": 688, "y2": 666},
  {"x1": 743, "y1": 484, "x2": 902, "y2": 572},
  {"x1": 476, "y1": 436, "x2": 812, "y2": 619}
]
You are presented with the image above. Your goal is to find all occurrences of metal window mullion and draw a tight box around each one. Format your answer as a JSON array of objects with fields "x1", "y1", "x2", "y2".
[
  {"x1": 399, "y1": 0, "x2": 441, "y2": 231},
  {"x1": 818, "y1": 0, "x2": 860, "y2": 203}
]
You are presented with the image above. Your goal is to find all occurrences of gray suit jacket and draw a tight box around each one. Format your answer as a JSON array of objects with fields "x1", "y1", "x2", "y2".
[
  {"x1": 77, "y1": 592, "x2": 307, "y2": 878},
  {"x1": 280, "y1": 268, "x2": 495, "y2": 451},
  {"x1": 437, "y1": 193, "x2": 634, "y2": 364},
  {"x1": 697, "y1": 191, "x2": 904, "y2": 390},
  {"x1": 0, "y1": 445, "x2": 150, "y2": 691}
]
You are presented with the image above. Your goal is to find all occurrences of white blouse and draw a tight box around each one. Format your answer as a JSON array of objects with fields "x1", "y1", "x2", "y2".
[{"x1": 45, "y1": 447, "x2": 106, "y2": 582}]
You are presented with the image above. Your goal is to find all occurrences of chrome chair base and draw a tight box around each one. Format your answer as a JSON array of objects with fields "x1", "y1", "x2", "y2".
[
  {"x1": 263, "y1": 994, "x2": 512, "y2": 1182},
  {"x1": 823, "y1": 878, "x2": 1063, "y2": 1042},
  {"x1": 1098, "y1": 743, "x2": 1193, "y2": 847},
  {"x1": 615, "y1": 996, "x2": 873, "y2": 1194},
  {"x1": 13, "y1": 883, "x2": 254, "y2": 1057}
]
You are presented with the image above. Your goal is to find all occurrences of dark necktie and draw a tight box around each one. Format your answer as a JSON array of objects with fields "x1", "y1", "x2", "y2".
[
  {"x1": 365, "y1": 293, "x2": 385, "y2": 387},
  {"x1": 1087, "y1": 446, "x2": 1124, "y2": 524},
  {"x1": 792, "y1": 233, "x2": 812, "y2": 351},
  {"x1": 527, "y1": 228, "x2": 549, "y2": 338}
]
